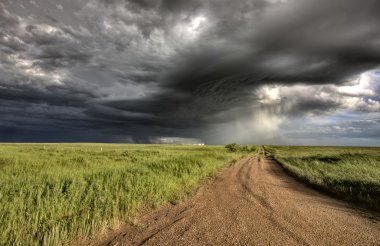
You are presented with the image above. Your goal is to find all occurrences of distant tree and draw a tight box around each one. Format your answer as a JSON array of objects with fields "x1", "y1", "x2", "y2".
[
  {"x1": 225, "y1": 143, "x2": 239, "y2": 152},
  {"x1": 241, "y1": 145, "x2": 250, "y2": 152},
  {"x1": 225, "y1": 144, "x2": 256, "y2": 153}
]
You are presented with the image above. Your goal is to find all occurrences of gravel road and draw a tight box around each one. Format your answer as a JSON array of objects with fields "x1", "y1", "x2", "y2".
[{"x1": 93, "y1": 155, "x2": 380, "y2": 245}]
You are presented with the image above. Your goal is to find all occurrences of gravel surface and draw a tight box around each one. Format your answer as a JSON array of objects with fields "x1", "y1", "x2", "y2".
[{"x1": 90, "y1": 156, "x2": 380, "y2": 246}]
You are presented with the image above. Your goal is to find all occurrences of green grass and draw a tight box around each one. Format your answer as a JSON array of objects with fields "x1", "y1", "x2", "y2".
[
  {"x1": 0, "y1": 143, "x2": 248, "y2": 246},
  {"x1": 265, "y1": 146, "x2": 380, "y2": 211}
]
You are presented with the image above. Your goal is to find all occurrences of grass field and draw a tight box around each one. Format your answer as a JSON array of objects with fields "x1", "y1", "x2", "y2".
[
  {"x1": 265, "y1": 146, "x2": 380, "y2": 211},
  {"x1": 0, "y1": 144, "x2": 252, "y2": 246}
]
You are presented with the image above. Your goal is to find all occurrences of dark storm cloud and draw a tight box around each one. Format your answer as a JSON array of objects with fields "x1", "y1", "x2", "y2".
[
  {"x1": 0, "y1": 0, "x2": 380, "y2": 143},
  {"x1": 102, "y1": 0, "x2": 380, "y2": 128},
  {"x1": 0, "y1": 82, "x2": 97, "y2": 107},
  {"x1": 165, "y1": 0, "x2": 380, "y2": 86},
  {"x1": 127, "y1": 0, "x2": 201, "y2": 12}
]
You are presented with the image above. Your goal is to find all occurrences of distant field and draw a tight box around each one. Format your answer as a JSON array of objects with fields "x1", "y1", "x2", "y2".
[
  {"x1": 0, "y1": 144, "x2": 249, "y2": 246},
  {"x1": 265, "y1": 146, "x2": 380, "y2": 211}
]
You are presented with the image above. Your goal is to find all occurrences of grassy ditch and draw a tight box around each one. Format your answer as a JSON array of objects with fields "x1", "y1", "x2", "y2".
[
  {"x1": 265, "y1": 146, "x2": 380, "y2": 211},
  {"x1": 0, "y1": 143, "x2": 247, "y2": 245}
]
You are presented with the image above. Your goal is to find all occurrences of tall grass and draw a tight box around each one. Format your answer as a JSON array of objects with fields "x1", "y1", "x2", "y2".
[
  {"x1": 0, "y1": 144, "x2": 244, "y2": 245},
  {"x1": 265, "y1": 146, "x2": 380, "y2": 211}
]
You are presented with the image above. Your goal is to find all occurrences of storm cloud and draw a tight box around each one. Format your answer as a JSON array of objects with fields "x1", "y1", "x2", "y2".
[{"x1": 0, "y1": 0, "x2": 380, "y2": 144}]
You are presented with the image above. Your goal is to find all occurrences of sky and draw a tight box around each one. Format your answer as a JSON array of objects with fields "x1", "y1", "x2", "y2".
[{"x1": 0, "y1": 0, "x2": 380, "y2": 145}]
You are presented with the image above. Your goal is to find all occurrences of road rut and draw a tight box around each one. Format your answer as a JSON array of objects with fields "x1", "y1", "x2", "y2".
[{"x1": 94, "y1": 155, "x2": 380, "y2": 245}]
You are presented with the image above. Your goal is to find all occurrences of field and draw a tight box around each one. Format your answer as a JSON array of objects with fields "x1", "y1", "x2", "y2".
[
  {"x1": 265, "y1": 146, "x2": 380, "y2": 211},
  {"x1": 0, "y1": 144, "x2": 249, "y2": 246}
]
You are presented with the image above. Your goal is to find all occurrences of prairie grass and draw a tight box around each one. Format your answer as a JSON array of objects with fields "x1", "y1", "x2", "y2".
[
  {"x1": 265, "y1": 146, "x2": 380, "y2": 211},
  {"x1": 0, "y1": 143, "x2": 246, "y2": 245}
]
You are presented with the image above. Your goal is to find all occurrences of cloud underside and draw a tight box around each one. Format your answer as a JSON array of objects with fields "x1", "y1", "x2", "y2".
[{"x1": 0, "y1": 0, "x2": 380, "y2": 143}]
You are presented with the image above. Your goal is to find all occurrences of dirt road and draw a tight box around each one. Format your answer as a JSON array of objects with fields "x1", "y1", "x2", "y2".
[{"x1": 94, "y1": 155, "x2": 380, "y2": 245}]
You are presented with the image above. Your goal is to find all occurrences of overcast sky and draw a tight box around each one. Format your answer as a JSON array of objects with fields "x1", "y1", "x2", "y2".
[{"x1": 1, "y1": 0, "x2": 380, "y2": 145}]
